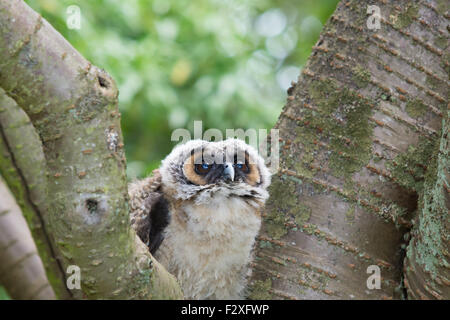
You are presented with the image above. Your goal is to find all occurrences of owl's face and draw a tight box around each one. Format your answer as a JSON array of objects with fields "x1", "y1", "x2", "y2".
[{"x1": 160, "y1": 139, "x2": 271, "y2": 205}]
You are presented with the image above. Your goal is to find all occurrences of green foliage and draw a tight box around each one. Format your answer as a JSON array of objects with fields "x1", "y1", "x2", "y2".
[{"x1": 25, "y1": 0, "x2": 338, "y2": 177}]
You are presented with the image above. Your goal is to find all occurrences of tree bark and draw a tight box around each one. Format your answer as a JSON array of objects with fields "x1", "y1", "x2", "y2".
[
  {"x1": 0, "y1": 0, "x2": 182, "y2": 299},
  {"x1": 0, "y1": 87, "x2": 66, "y2": 297},
  {"x1": 403, "y1": 115, "x2": 449, "y2": 300},
  {"x1": 0, "y1": 176, "x2": 55, "y2": 299},
  {"x1": 248, "y1": 0, "x2": 448, "y2": 300},
  {"x1": 0, "y1": 0, "x2": 448, "y2": 300}
]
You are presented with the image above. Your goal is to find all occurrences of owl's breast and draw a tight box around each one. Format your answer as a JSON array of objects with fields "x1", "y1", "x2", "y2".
[{"x1": 155, "y1": 195, "x2": 262, "y2": 299}]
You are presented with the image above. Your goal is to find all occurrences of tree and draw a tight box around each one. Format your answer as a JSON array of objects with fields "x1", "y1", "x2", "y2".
[
  {"x1": 0, "y1": 0, "x2": 181, "y2": 299},
  {"x1": 0, "y1": 0, "x2": 448, "y2": 300},
  {"x1": 248, "y1": 0, "x2": 449, "y2": 300}
]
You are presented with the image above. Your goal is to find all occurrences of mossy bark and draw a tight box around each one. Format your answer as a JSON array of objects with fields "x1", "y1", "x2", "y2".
[
  {"x1": 403, "y1": 115, "x2": 449, "y2": 300},
  {"x1": 0, "y1": 0, "x2": 182, "y2": 299},
  {"x1": 249, "y1": 0, "x2": 448, "y2": 299},
  {"x1": 0, "y1": 89, "x2": 63, "y2": 298}
]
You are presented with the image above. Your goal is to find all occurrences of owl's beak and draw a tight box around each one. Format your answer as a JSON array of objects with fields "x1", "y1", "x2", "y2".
[{"x1": 223, "y1": 163, "x2": 234, "y2": 182}]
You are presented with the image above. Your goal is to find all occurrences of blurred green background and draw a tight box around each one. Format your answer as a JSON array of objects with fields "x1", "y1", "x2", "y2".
[{"x1": 24, "y1": 0, "x2": 339, "y2": 178}]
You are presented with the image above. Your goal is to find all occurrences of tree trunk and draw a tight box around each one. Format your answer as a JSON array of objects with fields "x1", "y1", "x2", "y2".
[
  {"x1": 248, "y1": 0, "x2": 448, "y2": 300},
  {"x1": 0, "y1": 0, "x2": 182, "y2": 299}
]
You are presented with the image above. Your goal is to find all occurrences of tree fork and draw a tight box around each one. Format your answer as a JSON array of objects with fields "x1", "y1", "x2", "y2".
[{"x1": 0, "y1": 0, "x2": 182, "y2": 299}]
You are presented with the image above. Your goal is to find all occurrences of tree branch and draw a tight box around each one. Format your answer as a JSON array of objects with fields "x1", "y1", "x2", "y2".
[
  {"x1": 0, "y1": 88, "x2": 68, "y2": 298},
  {"x1": 0, "y1": 176, "x2": 55, "y2": 299}
]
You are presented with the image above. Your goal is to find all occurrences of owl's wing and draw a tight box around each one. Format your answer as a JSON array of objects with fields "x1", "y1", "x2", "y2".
[{"x1": 128, "y1": 169, "x2": 170, "y2": 254}]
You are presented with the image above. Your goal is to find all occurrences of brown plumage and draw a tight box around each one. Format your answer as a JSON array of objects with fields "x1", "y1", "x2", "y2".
[{"x1": 129, "y1": 169, "x2": 169, "y2": 254}]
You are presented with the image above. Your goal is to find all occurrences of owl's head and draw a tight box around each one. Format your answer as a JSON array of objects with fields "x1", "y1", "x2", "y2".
[{"x1": 159, "y1": 139, "x2": 271, "y2": 205}]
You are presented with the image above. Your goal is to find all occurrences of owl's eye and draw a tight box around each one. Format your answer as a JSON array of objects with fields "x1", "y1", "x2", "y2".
[
  {"x1": 195, "y1": 163, "x2": 212, "y2": 175},
  {"x1": 234, "y1": 163, "x2": 249, "y2": 173}
]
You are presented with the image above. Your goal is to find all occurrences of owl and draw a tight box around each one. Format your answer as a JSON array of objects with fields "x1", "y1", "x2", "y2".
[{"x1": 128, "y1": 138, "x2": 271, "y2": 299}]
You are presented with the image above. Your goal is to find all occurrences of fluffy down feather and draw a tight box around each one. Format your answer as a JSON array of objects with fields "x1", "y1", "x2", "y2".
[{"x1": 129, "y1": 139, "x2": 271, "y2": 299}]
